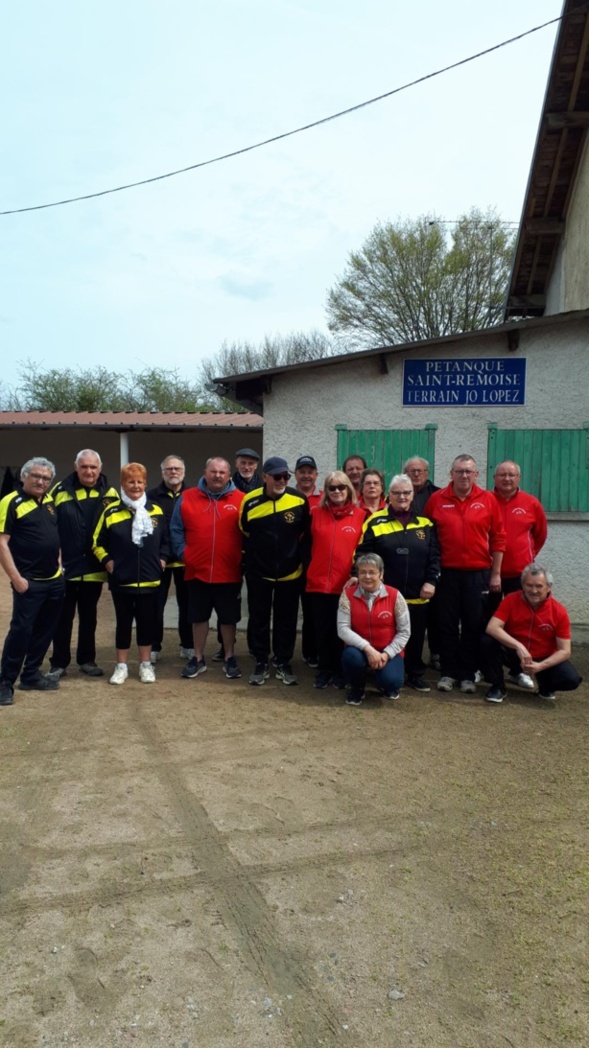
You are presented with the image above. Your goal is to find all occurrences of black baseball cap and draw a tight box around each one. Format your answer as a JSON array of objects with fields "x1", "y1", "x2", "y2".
[
  {"x1": 295, "y1": 455, "x2": 317, "y2": 470},
  {"x1": 262, "y1": 456, "x2": 291, "y2": 476}
]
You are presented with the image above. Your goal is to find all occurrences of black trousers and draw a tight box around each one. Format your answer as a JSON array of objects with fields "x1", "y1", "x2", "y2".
[
  {"x1": 486, "y1": 574, "x2": 522, "y2": 622},
  {"x1": 480, "y1": 635, "x2": 582, "y2": 694},
  {"x1": 246, "y1": 575, "x2": 301, "y2": 664},
  {"x1": 51, "y1": 579, "x2": 103, "y2": 669},
  {"x1": 437, "y1": 568, "x2": 490, "y2": 682},
  {"x1": 152, "y1": 567, "x2": 192, "y2": 651},
  {"x1": 1, "y1": 577, "x2": 65, "y2": 685},
  {"x1": 405, "y1": 602, "x2": 429, "y2": 677},
  {"x1": 309, "y1": 592, "x2": 342, "y2": 676},
  {"x1": 111, "y1": 590, "x2": 159, "y2": 650}
]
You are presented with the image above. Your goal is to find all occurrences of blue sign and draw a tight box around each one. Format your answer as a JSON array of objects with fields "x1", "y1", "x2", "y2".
[{"x1": 403, "y1": 358, "x2": 526, "y2": 407}]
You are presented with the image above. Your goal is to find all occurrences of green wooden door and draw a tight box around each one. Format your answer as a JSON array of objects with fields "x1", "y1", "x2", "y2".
[
  {"x1": 487, "y1": 424, "x2": 589, "y2": 511},
  {"x1": 336, "y1": 425, "x2": 437, "y2": 479}
]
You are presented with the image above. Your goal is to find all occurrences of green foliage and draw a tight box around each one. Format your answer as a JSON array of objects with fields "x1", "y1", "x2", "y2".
[
  {"x1": 2, "y1": 362, "x2": 219, "y2": 412},
  {"x1": 326, "y1": 208, "x2": 515, "y2": 348}
]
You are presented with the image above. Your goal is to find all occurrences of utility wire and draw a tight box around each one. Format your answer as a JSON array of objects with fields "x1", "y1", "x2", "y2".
[{"x1": 1, "y1": 13, "x2": 562, "y2": 217}]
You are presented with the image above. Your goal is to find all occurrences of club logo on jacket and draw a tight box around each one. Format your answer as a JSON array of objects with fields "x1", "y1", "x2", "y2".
[
  {"x1": 415, "y1": 529, "x2": 426, "y2": 540},
  {"x1": 471, "y1": 502, "x2": 486, "y2": 511},
  {"x1": 377, "y1": 611, "x2": 393, "y2": 621},
  {"x1": 284, "y1": 511, "x2": 296, "y2": 523}
]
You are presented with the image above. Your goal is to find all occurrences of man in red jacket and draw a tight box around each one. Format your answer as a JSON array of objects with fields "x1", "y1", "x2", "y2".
[
  {"x1": 491, "y1": 460, "x2": 548, "y2": 690},
  {"x1": 170, "y1": 458, "x2": 244, "y2": 681},
  {"x1": 424, "y1": 454, "x2": 506, "y2": 694},
  {"x1": 481, "y1": 563, "x2": 581, "y2": 703}
]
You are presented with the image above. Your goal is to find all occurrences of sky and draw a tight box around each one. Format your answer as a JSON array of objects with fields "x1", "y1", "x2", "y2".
[{"x1": 0, "y1": 0, "x2": 561, "y2": 395}]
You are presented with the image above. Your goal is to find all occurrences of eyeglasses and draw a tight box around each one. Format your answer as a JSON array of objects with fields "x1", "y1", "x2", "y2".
[
  {"x1": 357, "y1": 569, "x2": 380, "y2": 577},
  {"x1": 27, "y1": 473, "x2": 52, "y2": 483},
  {"x1": 328, "y1": 484, "x2": 347, "y2": 492},
  {"x1": 390, "y1": 491, "x2": 412, "y2": 497},
  {"x1": 271, "y1": 473, "x2": 290, "y2": 482},
  {"x1": 164, "y1": 466, "x2": 183, "y2": 472},
  {"x1": 453, "y1": 469, "x2": 475, "y2": 476}
]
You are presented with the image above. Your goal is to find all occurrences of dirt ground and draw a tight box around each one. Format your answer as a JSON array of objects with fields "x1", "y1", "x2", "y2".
[{"x1": 0, "y1": 586, "x2": 588, "y2": 1048}]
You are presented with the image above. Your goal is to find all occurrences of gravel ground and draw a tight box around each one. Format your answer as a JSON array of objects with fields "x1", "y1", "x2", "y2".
[{"x1": 0, "y1": 588, "x2": 587, "y2": 1048}]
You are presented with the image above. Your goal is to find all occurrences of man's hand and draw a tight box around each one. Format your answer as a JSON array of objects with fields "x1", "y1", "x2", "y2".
[
  {"x1": 12, "y1": 574, "x2": 29, "y2": 594},
  {"x1": 489, "y1": 571, "x2": 502, "y2": 593},
  {"x1": 105, "y1": 560, "x2": 114, "y2": 574}
]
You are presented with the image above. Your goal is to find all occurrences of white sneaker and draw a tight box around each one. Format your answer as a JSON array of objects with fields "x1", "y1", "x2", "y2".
[
  {"x1": 110, "y1": 663, "x2": 129, "y2": 685},
  {"x1": 506, "y1": 672, "x2": 534, "y2": 690},
  {"x1": 179, "y1": 647, "x2": 195, "y2": 660},
  {"x1": 139, "y1": 662, "x2": 156, "y2": 684},
  {"x1": 150, "y1": 650, "x2": 161, "y2": 664}
]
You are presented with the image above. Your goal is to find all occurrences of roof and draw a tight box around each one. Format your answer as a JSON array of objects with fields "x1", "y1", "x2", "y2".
[
  {"x1": 0, "y1": 410, "x2": 262, "y2": 430},
  {"x1": 505, "y1": 0, "x2": 589, "y2": 318},
  {"x1": 213, "y1": 308, "x2": 589, "y2": 413}
]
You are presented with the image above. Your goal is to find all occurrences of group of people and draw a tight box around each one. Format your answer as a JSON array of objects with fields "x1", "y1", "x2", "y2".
[{"x1": 0, "y1": 446, "x2": 582, "y2": 709}]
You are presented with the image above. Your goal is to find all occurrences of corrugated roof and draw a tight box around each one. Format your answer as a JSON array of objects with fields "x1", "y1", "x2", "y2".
[{"x1": 0, "y1": 411, "x2": 262, "y2": 429}]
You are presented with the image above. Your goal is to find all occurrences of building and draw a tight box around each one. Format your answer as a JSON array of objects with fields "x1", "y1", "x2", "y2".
[{"x1": 214, "y1": 1, "x2": 589, "y2": 633}]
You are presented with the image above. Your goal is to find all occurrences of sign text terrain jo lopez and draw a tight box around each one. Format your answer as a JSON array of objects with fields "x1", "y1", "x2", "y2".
[{"x1": 403, "y1": 358, "x2": 526, "y2": 406}]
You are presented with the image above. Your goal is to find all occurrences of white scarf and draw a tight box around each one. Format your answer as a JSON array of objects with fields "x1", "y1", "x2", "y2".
[{"x1": 120, "y1": 490, "x2": 154, "y2": 546}]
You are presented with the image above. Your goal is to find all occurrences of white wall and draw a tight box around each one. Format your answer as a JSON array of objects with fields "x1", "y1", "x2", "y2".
[{"x1": 263, "y1": 318, "x2": 589, "y2": 627}]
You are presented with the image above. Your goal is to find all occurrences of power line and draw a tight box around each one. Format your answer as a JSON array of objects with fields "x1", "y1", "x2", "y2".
[{"x1": 1, "y1": 13, "x2": 562, "y2": 218}]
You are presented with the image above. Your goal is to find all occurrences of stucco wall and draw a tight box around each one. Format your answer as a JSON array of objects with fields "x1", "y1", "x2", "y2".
[{"x1": 262, "y1": 319, "x2": 589, "y2": 626}]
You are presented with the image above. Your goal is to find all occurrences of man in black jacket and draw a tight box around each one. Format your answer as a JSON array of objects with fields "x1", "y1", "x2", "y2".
[
  {"x1": 147, "y1": 454, "x2": 193, "y2": 663},
  {"x1": 49, "y1": 449, "x2": 118, "y2": 679}
]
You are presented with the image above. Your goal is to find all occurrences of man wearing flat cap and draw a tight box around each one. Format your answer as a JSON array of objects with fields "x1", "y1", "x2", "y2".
[
  {"x1": 233, "y1": 449, "x2": 262, "y2": 494},
  {"x1": 239, "y1": 456, "x2": 310, "y2": 687}
]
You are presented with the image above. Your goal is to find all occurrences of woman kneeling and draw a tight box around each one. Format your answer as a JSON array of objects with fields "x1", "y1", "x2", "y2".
[{"x1": 337, "y1": 553, "x2": 410, "y2": 706}]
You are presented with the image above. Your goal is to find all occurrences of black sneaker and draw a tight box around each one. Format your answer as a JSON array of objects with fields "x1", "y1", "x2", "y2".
[
  {"x1": 313, "y1": 673, "x2": 332, "y2": 689},
  {"x1": 331, "y1": 675, "x2": 347, "y2": 690},
  {"x1": 181, "y1": 657, "x2": 207, "y2": 679},
  {"x1": 302, "y1": 655, "x2": 319, "y2": 669},
  {"x1": 407, "y1": 676, "x2": 431, "y2": 693},
  {"x1": 345, "y1": 689, "x2": 364, "y2": 706},
  {"x1": 383, "y1": 688, "x2": 400, "y2": 701},
  {"x1": 249, "y1": 661, "x2": 269, "y2": 686},
  {"x1": 211, "y1": 648, "x2": 225, "y2": 662},
  {"x1": 0, "y1": 681, "x2": 14, "y2": 706},
  {"x1": 18, "y1": 675, "x2": 59, "y2": 692},
  {"x1": 485, "y1": 686, "x2": 506, "y2": 704},
  {"x1": 79, "y1": 662, "x2": 104, "y2": 677},
  {"x1": 223, "y1": 656, "x2": 242, "y2": 679},
  {"x1": 275, "y1": 663, "x2": 298, "y2": 686},
  {"x1": 538, "y1": 690, "x2": 556, "y2": 701}
]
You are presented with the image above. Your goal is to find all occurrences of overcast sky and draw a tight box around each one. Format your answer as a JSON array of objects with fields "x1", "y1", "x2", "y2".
[{"x1": 0, "y1": 0, "x2": 560, "y2": 395}]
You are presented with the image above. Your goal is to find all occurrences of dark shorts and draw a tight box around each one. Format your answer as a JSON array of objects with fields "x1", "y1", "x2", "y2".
[{"x1": 187, "y1": 579, "x2": 242, "y2": 625}]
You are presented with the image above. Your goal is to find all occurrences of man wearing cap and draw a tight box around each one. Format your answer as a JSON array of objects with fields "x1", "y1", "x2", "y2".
[
  {"x1": 294, "y1": 455, "x2": 321, "y2": 667},
  {"x1": 239, "y1": 456, "x2": 311, "y2": 687},
  {"x1": 294, "y1": 455, "x2": 321, "y2": 510},
  {"x1": 233, "y1": 449, "x2": 262, "y2": 494}
]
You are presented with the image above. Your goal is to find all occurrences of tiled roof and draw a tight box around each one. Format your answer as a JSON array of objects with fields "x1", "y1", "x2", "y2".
[{"x1": 0, "y1": 411, "x2": 262, "y2": 428}]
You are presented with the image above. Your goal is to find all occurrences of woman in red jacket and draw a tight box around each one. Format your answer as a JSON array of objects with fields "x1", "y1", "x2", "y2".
[{"x1": 306, "y1": 471, "x2": 366, "y2": 690}]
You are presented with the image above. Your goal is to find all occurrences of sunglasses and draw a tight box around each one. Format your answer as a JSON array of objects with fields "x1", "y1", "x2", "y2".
[
  {"x1": 271, "y1": 473, "x2": 290, "y2": 482},
  {"x1": 328, "y1": 484, "x2": 347, "y2": 492}
]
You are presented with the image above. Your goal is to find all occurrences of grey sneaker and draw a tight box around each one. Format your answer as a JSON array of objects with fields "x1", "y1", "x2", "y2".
[
  {"x1": 79, "y1": 662, "x2": 104, "y2": 677},
  {"x1": 437, "y1": 676, "x2": 455, "y2": 692},
  {"x1": 275, "y1": 663, "x2": 298, "y2": 686},
  {"x1": 223, "y1": 657, "x2": 242, "y2": 679},
  {"x1": 506, "y1": 672, "x2": 535, "y2": 690},
  {"x1": 249, "y1": 661, "x2": 269, "y2": 686},
  {"x1": 47, "y1": 667, "x2": 66, "y2": 680},
  {"x1": 460, "y1": 679, "x2": 477, "y2": 694}
]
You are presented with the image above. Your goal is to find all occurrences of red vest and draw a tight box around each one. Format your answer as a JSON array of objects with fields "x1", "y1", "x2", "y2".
[{"x1": 348, "y1": 585, "x2": 400, "y2": 651}]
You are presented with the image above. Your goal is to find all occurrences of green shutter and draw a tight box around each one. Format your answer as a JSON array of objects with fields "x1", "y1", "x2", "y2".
[
  {"x1": 336, "y1": 425, "x2": 437, "y2": 479},
  {"x1": 487, "y1": 425, "x2": 589, "y2": 511}
]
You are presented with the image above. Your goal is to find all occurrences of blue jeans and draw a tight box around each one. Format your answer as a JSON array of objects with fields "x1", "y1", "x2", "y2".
[{"x1": 342, "y1": 646, "x2": 405, "y2": 693}]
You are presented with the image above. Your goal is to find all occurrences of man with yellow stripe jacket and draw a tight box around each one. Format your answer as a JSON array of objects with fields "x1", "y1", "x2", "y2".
[
  {"x1": 355, "y1": 472, "x2": 440, "y2": 693},
  {"x1": 239, "y1": 456, "x2": 310, "y2": 687},
  {"x1": 0, "y1": 457, "x2": 65, "y2": 703},
  {"x1": 49, "y1": 449, "x2": 119, "y2": 678},
  {"x1": 147, "y1": 455, "x2": 193, "y2": 662}
]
